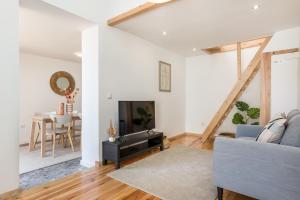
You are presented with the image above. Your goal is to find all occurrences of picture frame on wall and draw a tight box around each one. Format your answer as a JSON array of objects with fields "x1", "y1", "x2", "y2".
[{"x1": 159, "y1": 61, "x2": 171, "y2": 92}]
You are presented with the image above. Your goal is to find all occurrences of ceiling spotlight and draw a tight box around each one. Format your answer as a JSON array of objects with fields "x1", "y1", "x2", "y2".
[
  {"x1": 74, "y1": 51, "x2": 82, "y2": 58},
  {"x1": 252, "y1": 4, "x2": 260, "y2": 10},
  {"x1": 162, "y1": 31, "x2": 167, "y2": 36},
  {"x1": 148, "y1": 0, "x2": 172, "y2": 3},
  {"x1": 192, "y1": 48, "x2": 197, "y2": 52}
]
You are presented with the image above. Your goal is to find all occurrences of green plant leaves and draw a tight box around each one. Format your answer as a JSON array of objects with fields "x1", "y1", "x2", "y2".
[
  {"x1": 235, "y1": 101, "x2": 249, "y2": 112},
  {"x1": 232, "y1": 113, "x2": 246, "y2": 124},
  {"x1": 247, "y1": 107, "x2": 260, "y2": 119},
  {"x1": 137, "y1": 107, "x2": 147, "y2": 116}
]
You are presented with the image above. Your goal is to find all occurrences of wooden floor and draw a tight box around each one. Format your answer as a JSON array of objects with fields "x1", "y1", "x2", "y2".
[{"x1": 2, "y1": 135, "x2": 255, "y2": 200}]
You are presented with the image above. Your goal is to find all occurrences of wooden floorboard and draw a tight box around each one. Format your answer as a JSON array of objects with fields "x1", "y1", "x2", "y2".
[{"x1": 1, "y1": 135, "x2": 255, "y2": 200}]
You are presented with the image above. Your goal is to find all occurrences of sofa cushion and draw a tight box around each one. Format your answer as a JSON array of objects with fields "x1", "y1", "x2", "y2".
[
  {"x1": 287, "y1": 109, "x2": 300, "y2": 121},
  {"x1": 237, "y1": 137, "x2": 256, "y2": 141},
  {"x1": 280, "y1": 114, "x2": 300, "y2": 147},
  {"x1": 256, "y1": 113, "x2": 287, "y2": 144}
]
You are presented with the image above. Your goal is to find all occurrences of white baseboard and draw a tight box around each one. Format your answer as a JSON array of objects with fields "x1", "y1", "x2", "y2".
[{"x1": 80, "y1": 159, "x2": 99, "y2": 168}]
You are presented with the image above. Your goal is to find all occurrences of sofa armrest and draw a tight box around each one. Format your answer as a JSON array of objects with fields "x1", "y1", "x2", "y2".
[
  {"x1": 236, "y1": 124, "x2": 264, "y2": 138},
  {"x1": 213, "y1": 137, "x2": 300, "y2": 200}
]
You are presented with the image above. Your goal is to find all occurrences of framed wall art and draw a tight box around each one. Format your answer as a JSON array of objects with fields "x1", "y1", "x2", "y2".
[{"x1": 159, "y1": 61, "x2": 171, "y2": 92}]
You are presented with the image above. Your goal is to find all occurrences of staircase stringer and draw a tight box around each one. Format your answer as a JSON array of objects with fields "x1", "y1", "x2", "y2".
[{"x1": 200, "y1": 37, "x2": 272, "y2": 144}]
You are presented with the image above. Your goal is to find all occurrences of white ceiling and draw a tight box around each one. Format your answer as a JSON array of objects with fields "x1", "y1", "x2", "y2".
[
  {"x1": 116, "y1": 0, "x2": 300, "y2": 57},
  {"x1": 20, "y1": 0, "x2": 94, "y2": 63}
]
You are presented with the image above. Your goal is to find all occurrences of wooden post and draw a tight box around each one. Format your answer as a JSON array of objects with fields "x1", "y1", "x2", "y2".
[
  {"x1": 237, "y1": 42, "x2": 242, "y2": 79},
  {"x1": 260, "y1": 52, "x2": 272, "y2": 125}
]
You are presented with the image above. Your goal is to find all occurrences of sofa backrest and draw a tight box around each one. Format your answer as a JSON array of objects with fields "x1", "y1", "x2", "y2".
[
  {"x1": 287, "y1": 109, "x2": 300, "y2": 121},
  {"x1": 280, "y1": 112, "x2": 300, "y2": 147}
]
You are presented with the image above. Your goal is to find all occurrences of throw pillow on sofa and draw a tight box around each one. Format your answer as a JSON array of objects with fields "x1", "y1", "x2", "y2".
[
  {"x1": 256, "y1": 113, "x2": 287, "y2": 143},
  {"x1": 280, "y1": 114, "x2": 300, "y2": 147}
]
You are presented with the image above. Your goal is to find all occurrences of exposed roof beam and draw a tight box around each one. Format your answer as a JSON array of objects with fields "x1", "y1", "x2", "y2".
[
  {"x1": 108, "y1": 1, "x2": 175, "y2": 26},
  {"x1": 271, "y1": 48, "x2": 299, "y2": 55},
  {"x1": 202, "y1": 37, "x2": 271, "y2": 54},
  {"x1": 237, "y1": 42, "x2": 242, "y2": 80}
]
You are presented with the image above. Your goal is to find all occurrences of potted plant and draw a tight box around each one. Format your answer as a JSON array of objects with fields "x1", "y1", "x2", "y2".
[{"x1": 232, "y1": 101, "x2": 260, "y2": 125}]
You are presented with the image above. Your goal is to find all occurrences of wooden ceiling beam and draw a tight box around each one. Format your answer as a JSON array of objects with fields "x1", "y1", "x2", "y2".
[
  {"x1": 237, "y1": 42, "x2": 242, "y2": 79},
  {"x1": 107, "y1": 1, "x2": 175, "y2": 26},
  {"x1": 202, "y1": 37, "x2": 272, "y2": 54},
  {"x1": 271, "y1": 48, "x2": 299, "y2": 55}
]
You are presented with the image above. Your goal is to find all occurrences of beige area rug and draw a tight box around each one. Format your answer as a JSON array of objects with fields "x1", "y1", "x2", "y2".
[{"x1": 108, "y1": 145, "x2": 216, "y2": 200}]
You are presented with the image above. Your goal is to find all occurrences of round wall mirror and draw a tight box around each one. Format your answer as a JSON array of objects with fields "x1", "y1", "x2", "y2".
[{"x1": 50, "y1": 71, "x2": 75, "y2": 96}]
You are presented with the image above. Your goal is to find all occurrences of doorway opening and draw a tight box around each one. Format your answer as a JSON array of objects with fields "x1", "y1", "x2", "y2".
[{"x1": 19, "y1": 0, "x2": 95, "y2": 189}]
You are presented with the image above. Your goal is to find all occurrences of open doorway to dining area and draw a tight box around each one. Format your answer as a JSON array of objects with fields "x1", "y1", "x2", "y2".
[{"x1": 19, "y1": 0, "x2": 94, "y2": 189}]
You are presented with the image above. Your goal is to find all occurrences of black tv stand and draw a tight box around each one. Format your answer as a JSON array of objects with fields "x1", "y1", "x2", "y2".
[{"x1": 102, "y1": 131, "x2": 163, "y2": 169}]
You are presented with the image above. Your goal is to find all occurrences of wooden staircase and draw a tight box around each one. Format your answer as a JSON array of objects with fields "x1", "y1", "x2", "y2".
[{"x1": 200, "y1": 37, "x2": 272, "y2": 144}]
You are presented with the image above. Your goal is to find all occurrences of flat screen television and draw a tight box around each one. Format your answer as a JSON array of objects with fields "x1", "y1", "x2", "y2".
[{"x1": 118, "y1": 101, "x2": 155, "y2": 136}]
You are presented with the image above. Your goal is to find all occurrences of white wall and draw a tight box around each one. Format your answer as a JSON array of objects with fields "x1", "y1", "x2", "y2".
[
  {"x1": 185, "y1": 48, "x2": 260, "y2": 134},
  {"x1": 264, "y1": 27, "x2": 300, "y2": 52},
  {"x1": 271, "y1": 53, "x2": 300, "y2": 115},
  {"x1": 299, "y1": 32, "x2": 300, "y2": 109},
  {"x1": 20, "y1": 52, "x2": 82, "y2": 144},
  {"x1": 100, "y1": 27, "x2": 186, "y2": 139},
  {"x1": 81, "y1": 26, "x2": 100, "y2": 167},
  {"x1": 266, "y1": 27, "x2": 300, "y2": 116},
  {"x1": 0, "y1": 0, "x2": 19, "y2": 194}
]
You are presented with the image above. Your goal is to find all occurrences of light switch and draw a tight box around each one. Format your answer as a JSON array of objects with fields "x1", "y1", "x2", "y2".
[{"x1": 106, "y1": 93, "x2": 113, "y2": 100}]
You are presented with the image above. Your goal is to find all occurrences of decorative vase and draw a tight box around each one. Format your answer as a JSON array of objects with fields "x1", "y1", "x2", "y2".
[
  {"x1": 57, "y1": 102, "x2": 65, "y2": 115},
  {"x1": 109, "y1": 137, "x2": 116, "y2": 142},
  {"x1": 66, "y1": 103, "x2": 73, "y2": 114}
]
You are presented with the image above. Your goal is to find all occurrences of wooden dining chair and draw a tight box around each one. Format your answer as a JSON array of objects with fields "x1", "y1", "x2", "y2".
[
  {"x1": 47, "y1": 114, "x2": 74, "y2": 157},
  {"x1": 33, "y1": 112, "x2": 55, "y2": 149},
  {"x1": 33, "y1": 112, "x2": 42, "y2": 149},
  {"x1": 73, "y1": 112, "x2": 82, "y2": 139}
]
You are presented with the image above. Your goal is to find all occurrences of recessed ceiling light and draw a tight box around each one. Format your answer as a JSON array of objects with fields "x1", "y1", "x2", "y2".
[
  {"x1": 252, "y1": 4, "x2": 260, "y2": 10},
  {"x1": 162, "y1": 31, "x2": 167, "y2": 36},
  {"x1": 74, "y1": 51, "x2": 82, "y2": 58},
  {"x1": 192, "y1": 48, "x2": 197, "y2": 52}
]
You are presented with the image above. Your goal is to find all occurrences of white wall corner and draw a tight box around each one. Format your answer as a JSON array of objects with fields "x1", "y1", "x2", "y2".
[
  {"x1": 0, "y1": 0, "x2": 19, "y2": 194},
  {"x1": 264, "y1": 27, "x2": 300, "y2": 52},
  {"x1": 80, "y1": 159, "x2": 96, "y2": 168},
  {"x1": 81, "y1": 25, "x2": 101, "y2": 167},
  {"x1": 298, "y1": 34, "x2": 300, "y2": 109}
]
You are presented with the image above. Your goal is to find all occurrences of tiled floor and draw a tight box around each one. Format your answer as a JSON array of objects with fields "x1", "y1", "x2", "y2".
[
  {"x1": 20, "y1": 158, "x2": 87, "y2": 189},
  {"x1": 19, "y1": 139, "x2": 81, "y2": 174}
]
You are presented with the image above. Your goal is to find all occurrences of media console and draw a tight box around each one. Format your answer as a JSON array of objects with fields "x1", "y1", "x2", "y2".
[{"x1": 102, "y1": 131, "x2": 164, "y2": 169}]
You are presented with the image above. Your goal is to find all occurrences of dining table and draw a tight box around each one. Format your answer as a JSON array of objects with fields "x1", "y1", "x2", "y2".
[{"x1": 29, "y1": 113, "x2": 81, "y2": 157}]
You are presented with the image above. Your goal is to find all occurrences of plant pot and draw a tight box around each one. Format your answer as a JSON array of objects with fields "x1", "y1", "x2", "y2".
[{"x1": 66, "y1": 103, "x2": 73, "y2": 114}]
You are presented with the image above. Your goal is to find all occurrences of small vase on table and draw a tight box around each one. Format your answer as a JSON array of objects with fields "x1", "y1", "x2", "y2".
[
  {"x1": 66, "y1": 103, "x2": 73, "y2": 114},
  {"x1": 64, "y1": 88, "x2": 79, "y2": 115}
]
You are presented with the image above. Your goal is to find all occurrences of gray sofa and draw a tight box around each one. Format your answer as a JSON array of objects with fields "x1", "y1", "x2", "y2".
[{"x1": 213, "y1": 110, "x2": 300, "y2": 200}]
